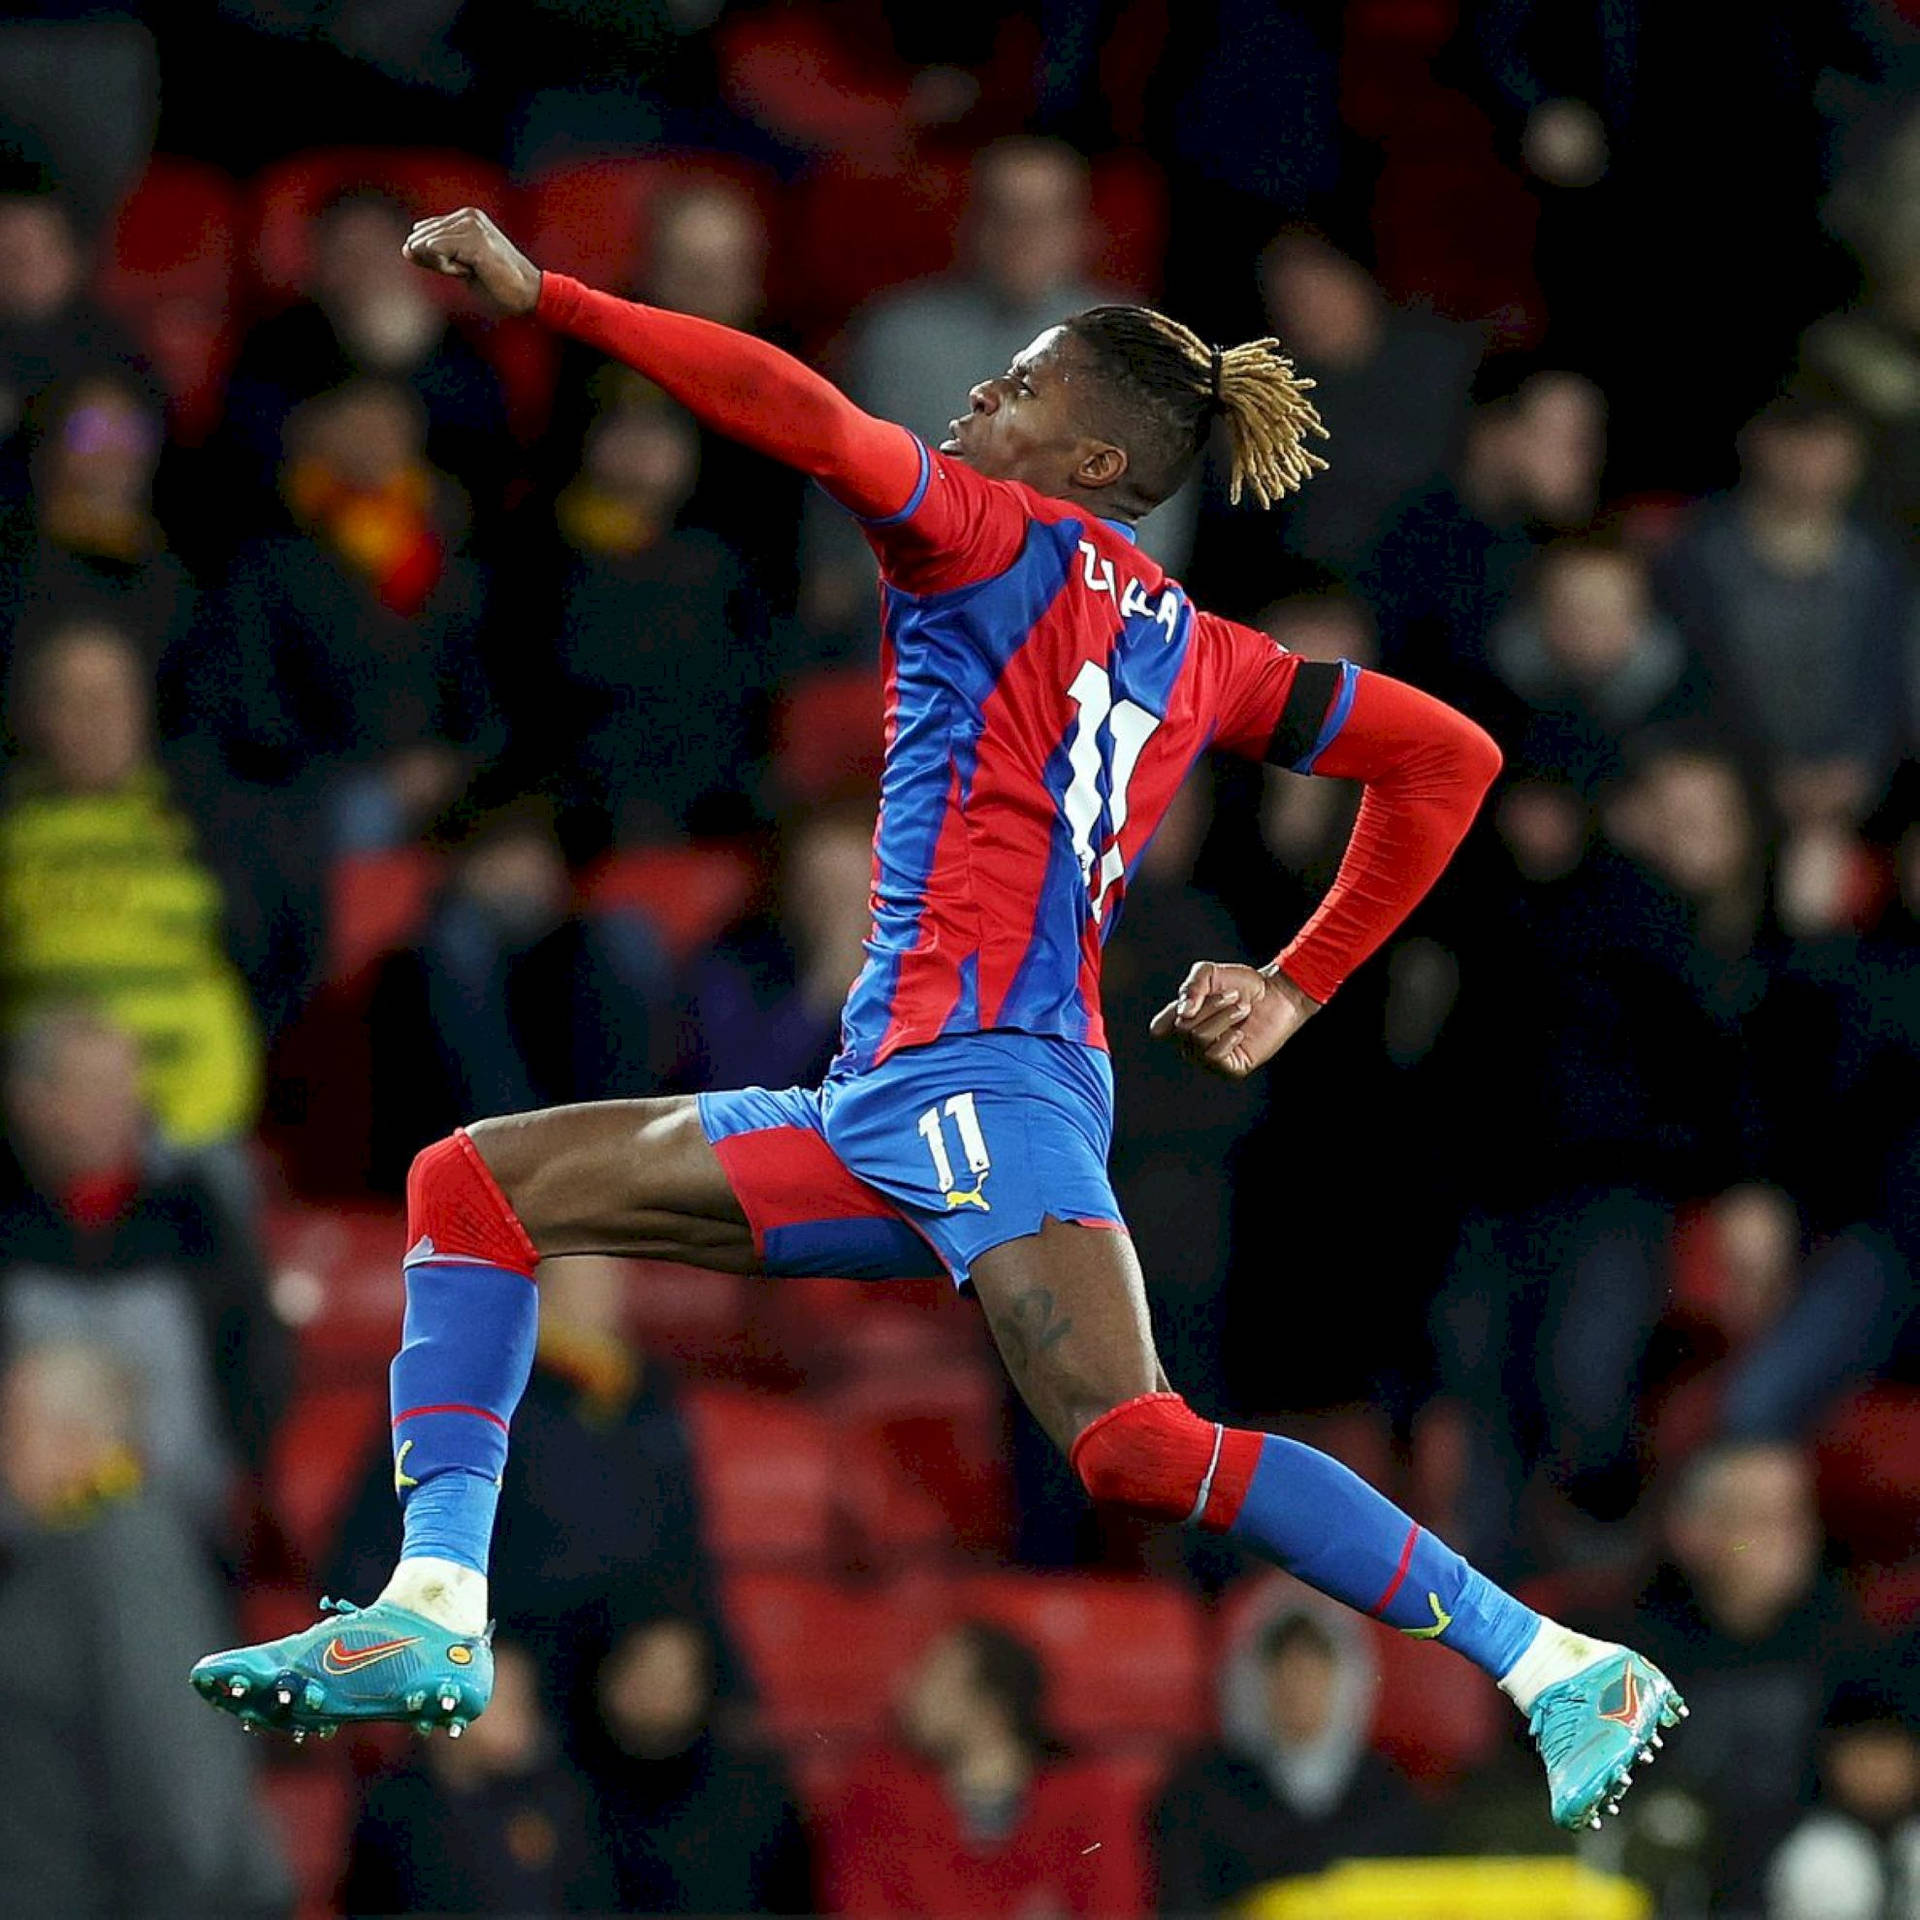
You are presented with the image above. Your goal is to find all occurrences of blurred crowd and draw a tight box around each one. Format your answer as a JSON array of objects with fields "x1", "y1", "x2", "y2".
[{"x1": 1, "y1": 3, "x2": 1919, "y2": 1917}]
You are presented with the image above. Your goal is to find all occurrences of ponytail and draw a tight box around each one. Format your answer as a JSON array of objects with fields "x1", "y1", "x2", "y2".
[{"x1": 1209, "y1": 335, "x2": 1330, "y2": 509}]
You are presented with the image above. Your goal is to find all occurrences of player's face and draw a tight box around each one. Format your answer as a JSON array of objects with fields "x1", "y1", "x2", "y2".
[{"x1": 942, "y1": 326, "x2": 1116, "y2": 499}]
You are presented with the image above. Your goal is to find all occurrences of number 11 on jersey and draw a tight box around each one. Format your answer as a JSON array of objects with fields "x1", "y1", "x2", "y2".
[{"x1": 917, "y1": 1092, "x2": 992, "y2": 1208}]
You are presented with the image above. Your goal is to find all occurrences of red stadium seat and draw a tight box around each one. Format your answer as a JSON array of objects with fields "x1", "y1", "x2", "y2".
[
  {"x1": 98, "y1": 156, "x2": 240, "y2": 444},
  {"x1": 269, "y1": 1383, "x2": 387, "y2": 1563},
  {"x1": 773, "y1": 667, "x2": 887, "y2": 802},
  {"x1": 1854, "y1": 1562, "x2": 1920, "y2": 1633},
  {"x1": 1087, "y1": 150, "x2": 1169, "y2": 300},
  {"x1": 724, "y1": 1568, "x2": 944, "y2": 1741},
  {"x1": 777, "y1": 154, "x2": 970, "y2": 340},
  {"x1": 258, "y1": 1758, "x2": 354, "y2": 1920},
  {"x1": 620, "y1": 1257, "x2": 756, "y2": 1368},
  {"x1": 829, "y1": 1358, "x2": 1012, "y2": 1557},
  {"x1": 327, "y1": 847, "x2": 441, "y2": 984},
  {"x1": 1367, "y1": 1611, "x2": 1503, "y2": 1782},
  {"x1": 684, "y1": 1387, "x2": 841, "y2": 1565},
  {"x1": 775, "y1": 148, "x2": 1168, "y2": 341},
  {"x1": 517, "y1": 152, "x2": 780, "y2": 296},
  {"x1": 246, "y1": 147, "x2": 509, "y2": 303},
  {"x1": 952, "y1": 1571, "x2": 1210, "y2": 1744},
  {"x1": 263, "y1": 1204, "x2": 406, "y2": 1376},
  {"x1": 1818, "y1": 1385, "x2": 1920, "y2": 1564},
  {"x1": 839, "y1": 1423, "x2": 956, "y2": 1563},
  {"x1": 578, "y1": 842, "x2": 758, "y2": 963}
]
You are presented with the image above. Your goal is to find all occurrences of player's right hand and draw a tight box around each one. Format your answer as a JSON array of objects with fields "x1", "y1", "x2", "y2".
[{"x1": 402, "y1": 208, "x2": 542, "y2": 316}]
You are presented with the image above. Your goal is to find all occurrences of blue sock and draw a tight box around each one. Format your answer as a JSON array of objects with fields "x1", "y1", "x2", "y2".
[
  {"x1": 1228, "y1": 1433, "x2": 1540, "y2": 1679},
  {"x1": 388, "y1": 1253, "x2": 539, "y2": 1577}
]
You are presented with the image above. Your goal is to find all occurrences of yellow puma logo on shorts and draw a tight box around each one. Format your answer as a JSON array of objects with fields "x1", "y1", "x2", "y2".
[{"x1": 943, "y1": 1174, "x2": 991, "y2": 1211}]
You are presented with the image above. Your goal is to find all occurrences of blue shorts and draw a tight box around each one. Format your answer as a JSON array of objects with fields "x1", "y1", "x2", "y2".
[{"x1": 697, "y1": 1031, "x2": 1124, "y2": 1287}]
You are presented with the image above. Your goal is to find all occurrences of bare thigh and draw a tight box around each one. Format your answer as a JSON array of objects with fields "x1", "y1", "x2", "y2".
[
  {"x1": 466, "y1": 1097, "x2": 757, "y2": 1270},
  {"x1": 969, "y1": 1218, "x2": 1174, "y2": 1452}
]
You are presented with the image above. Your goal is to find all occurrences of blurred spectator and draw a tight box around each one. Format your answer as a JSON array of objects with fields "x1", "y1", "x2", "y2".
[
  {"x1": 222, "y1": 187, "x2": 509, "y2": 519},
  {"x1": 843, "y1": 137, "x2": 1110, "y2": 441},
  {"x1": 1461, "y1": 1, "x2": 1852, "y2": 491},
  {"x1": 190, "y1": 379, "x2": 497, "y2": 849},
  {"x1": 1361, "y1": 371, "x2": 1605, "y2": 693},
  {"x1": 1654, "y1": 1182, "x2": 1912, "y2": 1463},
  {"x1": 1602, "y1": 1441, "x2": 1871, "y2": 1914},
  {"x1": 521, "y1": 392, "x2": 768, "y2": 843},
  {"x1": 1425, "y1": 741, "x2": 1788, "y2": 1561},
  {"x1": 1767, "y1": 1668, "x2": 1920, "y2": 1920},
  {"x1": 0, "y1": 371, "x2": 195, "y2": 727},
  {"x1": 586, "y1": 1614, "x2": 813, "y2": 1917},
  {"x1": 825, "y1": 1620, "x2": 1150, "y2": 1918},
  {"x1": 1800, "y1": 252, "x2": 1920, "y2": 539},
  {"x1": 368, "y1": 797, "x2": 674, "y2": 1186},
  {"x1": 549, "y1": 181, "x2": 807, "y2": 618},
  {"x1": 1151, "y1": 1593, "x2": 1432, "y2": 1912},
  {"x1": 1658, "y1": 397, "x2": 1909, "y2": 825},
  {"x1": 0, "y1": 1008, "x2": 288, "y2": 1533},
  {"x1": 339, "y1": 1638, "x2": 614, "y2": 1918},
  {"x1": 1202, "y1": 232, "x2": 1479, "y2": 600},
  {"x1": 0, "y1": 189, "x2": 145, "y2": 488},
  {"x1": 329, "y1": 1255, "x2": 736, "y2": 1734},
  {"x1": 808, "y1": 137, "x2": 1194, "y2": 636},
  {"x1": 0, "y1": 1339, "x2": 292, "y2": 1918},
  {"x1": 684, "y1": 798, "x2": 875, "y2": 1094},
  {"x1": 0, "y1": 620, "x2": 264, "y2": 1147},
  {"x1": 1485, "y1": 538, "x2": 1716, "y2": 795}
]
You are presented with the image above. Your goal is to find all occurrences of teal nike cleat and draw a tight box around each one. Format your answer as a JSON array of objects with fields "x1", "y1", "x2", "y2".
[
  {"x1": 1529, "y1": 1647, "x2": 1687, "y2": 1830},
  {"x1": 189, "y1": 1597, "x2": 492, "y2": 1743}
]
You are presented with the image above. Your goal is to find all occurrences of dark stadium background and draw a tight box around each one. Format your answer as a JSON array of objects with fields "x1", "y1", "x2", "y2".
[{"x1": 0, "y1": 4, "x2": 1916, "y2": 1917}]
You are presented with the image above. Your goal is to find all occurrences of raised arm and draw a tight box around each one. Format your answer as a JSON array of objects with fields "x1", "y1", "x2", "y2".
[
  {"x1": 402, "y1": 207, "x2": 923, "y2": 520},
  {"x1": 1155, "y1": 659, "x2": 1502, "y2": 1077}
]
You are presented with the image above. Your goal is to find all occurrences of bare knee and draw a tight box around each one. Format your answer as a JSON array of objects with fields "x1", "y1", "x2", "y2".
[
  {"x1": 458, "y1": 1099, "x2": 747, "y2": 1259},
  {"x1": 1069, "y1": 1391, "x2": 1260, "y2": 1533}
]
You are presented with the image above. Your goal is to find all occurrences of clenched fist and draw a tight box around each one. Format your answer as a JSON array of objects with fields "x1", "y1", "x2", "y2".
[
  {"x1": 1149, "y1": 960, "x2": 1319, "y2": 1079},
  {"x1": 402, "y1": 207, "x2": 542, "y2": 316}
]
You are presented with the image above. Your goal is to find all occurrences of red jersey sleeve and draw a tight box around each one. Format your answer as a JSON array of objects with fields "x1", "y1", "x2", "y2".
[
  {"x1": 534, "y1": 272, "x2": 1029, "y2": 595},
  {"x1": 534, "y1": 271, "x2": 921, "y2": 518},
  {"x1": 1202, "y1": 611, "x2": 1322, "y2": 761},
  {"x1": 855, "y1": 437, "x2": 1034, "y2": 596},
  {"x1": 1200, "y1": 609, "x2": 1502, "y2": 1003}
]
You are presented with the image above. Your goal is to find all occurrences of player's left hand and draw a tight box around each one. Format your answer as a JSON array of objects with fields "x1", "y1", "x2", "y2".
[{"x1": 1150, "y1": 961, "x2": 1320, "y2": 1079}]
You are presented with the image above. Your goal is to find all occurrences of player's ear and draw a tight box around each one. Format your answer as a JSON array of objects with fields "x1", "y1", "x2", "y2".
[{"x1": 1076, "y1": 440, "x2": 1128, "y2": 492}]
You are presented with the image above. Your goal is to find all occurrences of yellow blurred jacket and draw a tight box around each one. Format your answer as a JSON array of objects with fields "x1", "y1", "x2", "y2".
[
  {"x1": 0, "y1": 770, "x2": 263, "y2": 1145},
  {"x1": 1239, "y1": 1857, "x2": 1651, "y2": 1920}
]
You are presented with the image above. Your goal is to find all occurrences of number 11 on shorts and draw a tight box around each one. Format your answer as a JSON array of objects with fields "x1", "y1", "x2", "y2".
[{"x1": 917, "y1": 1092, "x2": 992, "y2": 1207}]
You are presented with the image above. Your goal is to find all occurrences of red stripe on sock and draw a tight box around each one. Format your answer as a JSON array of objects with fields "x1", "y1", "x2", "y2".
[
  {"x1": 1368, "y1": 1521, "x2": 1421, "y2": 1617},
  {"x1": 392, "y1": 1402, "x2": 509, "y2": 1433}
]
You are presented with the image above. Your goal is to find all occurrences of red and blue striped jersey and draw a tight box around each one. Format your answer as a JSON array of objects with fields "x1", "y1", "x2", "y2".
[{"x1": 836, "y1": 437, "x2": 1353, "y2": 1070}]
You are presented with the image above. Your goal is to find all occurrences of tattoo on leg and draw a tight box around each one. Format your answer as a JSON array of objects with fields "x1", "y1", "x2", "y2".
[{"x1": 1015, "y1": 1285, "x2": 1074, "y2": 1353}]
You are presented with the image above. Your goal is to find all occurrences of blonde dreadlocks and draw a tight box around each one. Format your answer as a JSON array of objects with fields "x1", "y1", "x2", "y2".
[{"x1": 1066, "y1": 305, "x2": 1329, "y2": 513}]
